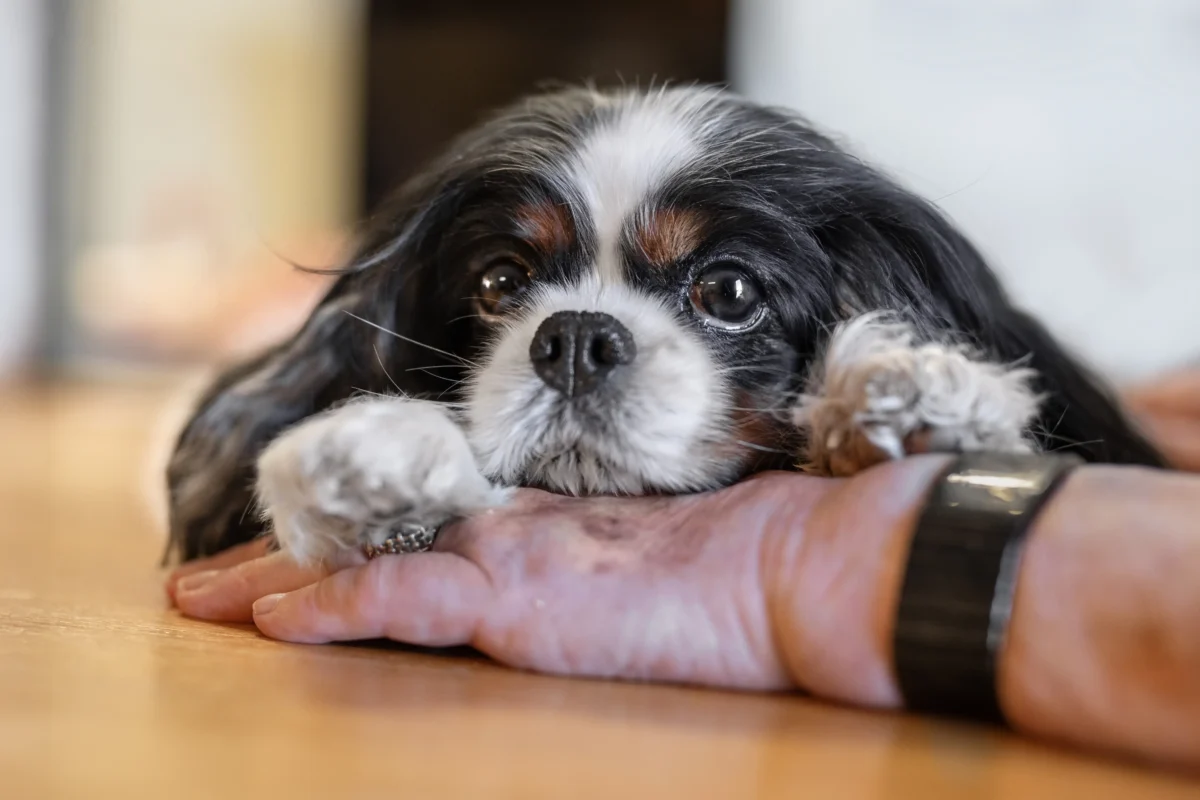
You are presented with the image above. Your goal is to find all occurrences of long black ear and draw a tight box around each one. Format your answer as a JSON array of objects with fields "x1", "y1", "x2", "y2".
[
  {"x1": 165, "y1": 172, "x2": 473, "y2": 562},
  {"x1": 818, "y1": 179, "x2": 1165, "y2": 468},
  {"x1": 989, "y1": 307, "x2": 1166, "y2": 465}
]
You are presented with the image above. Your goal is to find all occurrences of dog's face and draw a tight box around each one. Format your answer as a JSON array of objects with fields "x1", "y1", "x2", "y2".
[
  {"x1": 447, "y1": 89, "x2": 819, "y2": 494},
  {"x1": 168, "y1": 86, "x2": 1164, "y2": 560}
]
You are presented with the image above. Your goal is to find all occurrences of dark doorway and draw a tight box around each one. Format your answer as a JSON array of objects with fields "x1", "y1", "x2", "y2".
[{"x1": 362, "y1": 0, "x2": 729, "y2": 213}]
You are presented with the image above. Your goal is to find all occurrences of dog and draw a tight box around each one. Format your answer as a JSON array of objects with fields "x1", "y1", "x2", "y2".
[{"x1": 165, "y1": 85, "x2": 1164, "y2": 565}]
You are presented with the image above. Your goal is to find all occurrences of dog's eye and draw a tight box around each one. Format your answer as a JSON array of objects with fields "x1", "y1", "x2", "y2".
[
  {"x1": 478, "y1": 258, "x2": 530, "y2": 317},
  {"x1": 689, "y1": 264, "x2": 764, "y2": 329}
]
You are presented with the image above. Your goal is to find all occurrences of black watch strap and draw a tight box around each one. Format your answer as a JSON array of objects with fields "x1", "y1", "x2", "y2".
[{"x1": 893, "y1": 451, "x2": 1082, "y2": 722}]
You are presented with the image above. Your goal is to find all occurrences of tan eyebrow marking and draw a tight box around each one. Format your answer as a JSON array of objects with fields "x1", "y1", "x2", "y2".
[
  {"x1": 634, "y1": 207, "x2": 707, "y2": 268},
  {"x1": 514, "y1": 201, "x2": 574, "y2": 255}
]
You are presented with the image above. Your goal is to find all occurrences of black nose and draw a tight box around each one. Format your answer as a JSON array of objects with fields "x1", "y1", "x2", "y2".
[{"x1": 529, "y1": 311, "x2": 636, "y2": 398}]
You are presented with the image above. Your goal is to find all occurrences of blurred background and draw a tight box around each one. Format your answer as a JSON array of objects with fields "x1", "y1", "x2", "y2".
[{"x1": 2, "y1": 0, "x2": 1198, "y2": 386}]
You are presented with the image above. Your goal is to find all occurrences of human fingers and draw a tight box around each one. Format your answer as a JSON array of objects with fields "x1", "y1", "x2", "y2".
[
  {"x1": 251, "y1": 551, "x2": 492, "y2": 645},
  {"x1": 165, "y1": 537, "x2": 274, "y2": 603},
  {"x1": 174, "y1": 549, "x2": 329, "y2": 623}
]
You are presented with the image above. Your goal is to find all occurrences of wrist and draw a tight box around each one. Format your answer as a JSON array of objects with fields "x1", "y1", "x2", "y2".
[
  {"x1": 998, "y1": 465, "x2": 1200, "y2": 764},
  {"x1": 764, "y1": 455, "x2": 951, "y2": 706}
]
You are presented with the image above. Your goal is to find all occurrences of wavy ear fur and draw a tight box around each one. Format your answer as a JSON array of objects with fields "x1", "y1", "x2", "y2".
[{"x1": 817, "y1": 177, "x2": 1165, "y2": 467}]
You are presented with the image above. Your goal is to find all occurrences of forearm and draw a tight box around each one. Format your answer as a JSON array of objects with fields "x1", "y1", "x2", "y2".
[
  {"x1": 770, "y1": 458, "x2": 1200, "y2": 766},
  {"x1": 1002, "y1": 466, "x2": 1200, "y2": 765}
]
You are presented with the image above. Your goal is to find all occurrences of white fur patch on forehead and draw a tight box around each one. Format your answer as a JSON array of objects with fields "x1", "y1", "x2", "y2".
[{"x1": 560, "y1": 90, "x2": 724, "y2": 285}]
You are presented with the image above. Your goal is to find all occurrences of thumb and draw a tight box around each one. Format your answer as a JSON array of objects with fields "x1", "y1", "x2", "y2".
[{"x1": 252, "y1": 551, "x2": 493, "y2": 646}]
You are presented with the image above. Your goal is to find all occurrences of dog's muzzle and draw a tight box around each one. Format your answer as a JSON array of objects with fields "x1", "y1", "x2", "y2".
[{"x1": 529, "y1": 310, "x2": 636, "y2": 398}]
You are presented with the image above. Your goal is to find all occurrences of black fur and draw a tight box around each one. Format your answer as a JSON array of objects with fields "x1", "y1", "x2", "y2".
[{"x1": 165, "y1": 86, "x2": 1162, "y2": 562}]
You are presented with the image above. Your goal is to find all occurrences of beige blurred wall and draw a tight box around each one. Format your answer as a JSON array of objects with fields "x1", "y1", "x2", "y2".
[
  {"x1": 62, "y1": 0, "x2": 364, "y2": 363},
  {"x1": 72, "y1": 0, "x2": 365, "y2": 246}
]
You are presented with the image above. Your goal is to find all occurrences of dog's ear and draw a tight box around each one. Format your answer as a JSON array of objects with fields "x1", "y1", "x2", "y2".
[
  {"x1": 817, "y1": 182, "x2": 1165, "y2": 467},
  {"x1": 989, "y1": 307, "x2": 1166, "y2": 465},
  {"x1": 164, "y1": 170, "x2": 473, "y2": 562}
]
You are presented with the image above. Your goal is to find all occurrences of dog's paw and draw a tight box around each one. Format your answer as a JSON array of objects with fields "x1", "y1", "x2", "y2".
[
  {"x1": 256, "y1": 397, "x2": 510, "y2": 564},
  {"x1": 795, "y1": 314, "x2": 1042, "y2": 477}
]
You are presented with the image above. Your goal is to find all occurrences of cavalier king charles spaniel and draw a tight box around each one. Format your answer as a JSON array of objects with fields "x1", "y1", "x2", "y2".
[{"x1": 166, "y1": 86, "x2": 1163, "y2": 565}]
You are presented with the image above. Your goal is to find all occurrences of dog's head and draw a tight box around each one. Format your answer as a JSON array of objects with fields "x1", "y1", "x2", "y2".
[{"x1": 167, "y1": 85, "x2": 1162, "y2": 559}]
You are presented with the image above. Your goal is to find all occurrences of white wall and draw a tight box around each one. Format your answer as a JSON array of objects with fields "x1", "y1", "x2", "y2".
[
  {"x1": 731, "y1": 0, "x2": 1200, "y2": 381},
  {"x1": 0, "y1": 0, "x2": 46, "y2": 375}
]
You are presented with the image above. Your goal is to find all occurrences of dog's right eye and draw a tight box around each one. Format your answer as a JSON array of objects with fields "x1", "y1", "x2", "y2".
[
  {"x1": 689, "y1": 263, "x2": 765, "y2": 331},
  {"x1": 477, "y1": 258, "x2": 531, "y2": 317}
]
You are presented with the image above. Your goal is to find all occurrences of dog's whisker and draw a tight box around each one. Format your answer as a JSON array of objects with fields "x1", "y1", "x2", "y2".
[
  {"x1": 726, "y1": 406, "x2": 793, "y2": 418},
  {"x1": 448, "y1": 312, "x2": 487, "y2": 325},
  {"x1": 351, "y1": 387, "x2": 397, "y2": 401},
  {"x1": 237, "y1": 495, "x2": 258, "y2": 528},
  {"x1": 713, "y1": 363, "x2": 793, "y2": 377},
  {"x1": 1047, "y1": 438, "x2": 1106, "y2": 452},
  {"x1": 344, "y1": 310, "x2": 479, "y2": 368},
  {"x1": 1043, "y1": 406, "x2": 1071, "y2": 440},
  {"x1": 406, "y1": 367, "x2": 468, "y2": 385},
  {"x1": 372, "y1": 345, "x2": 406, "y2": 397},
  {"x1": 1029, "y1": 424, "x2": 1107, "y2": 450},
  {"x1": 734, "y1": 439, "x2": 790, "y2": 455},
  {"x1": 435, "y1": 386, "x2": 470, "y2": 402}
]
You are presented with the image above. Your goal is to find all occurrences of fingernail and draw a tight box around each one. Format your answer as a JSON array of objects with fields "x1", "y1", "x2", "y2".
[
  {"x1": 175, "y1": 570, "x2": 220, "y2": 594},
  {"x1": 253, "y1": 593, "x2": 285, "y2": 616}
]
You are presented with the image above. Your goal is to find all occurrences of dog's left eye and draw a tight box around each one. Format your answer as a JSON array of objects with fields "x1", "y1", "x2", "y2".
[
  {"x1": 689, "y1": 264, "x2": 764, "y2": 329},
  {"x1": 478, "y1": 258, "x2": 531, "y2": 317}
]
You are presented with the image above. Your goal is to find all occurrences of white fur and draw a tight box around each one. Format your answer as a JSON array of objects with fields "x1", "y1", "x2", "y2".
[
  {"x1": 560, "y1": 91, "x2": 722, "y2": 285},
  {"x1": 794, "y1": 313, "x2": 1041, "y2": 476},
  {"x1": 256, "y1": 397, "x2": 509, "y2": 565}
]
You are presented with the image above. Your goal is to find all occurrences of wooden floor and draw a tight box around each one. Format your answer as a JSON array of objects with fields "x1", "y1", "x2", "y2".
[{"x1": 1, "y1": 381, "x2": 1196, "y2": 799}]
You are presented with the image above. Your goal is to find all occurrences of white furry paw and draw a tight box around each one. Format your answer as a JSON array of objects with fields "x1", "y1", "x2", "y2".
[
  {"x1": 256, "y1": 397, "x2": 510, "y2": 564},
  {"x1": 795, "y1": 314, "x2": 1042, "y2": 477}
]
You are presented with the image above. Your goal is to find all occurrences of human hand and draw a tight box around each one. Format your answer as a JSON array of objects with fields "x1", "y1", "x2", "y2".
[
  {"x1": 1123, "y1": 368, "x2": 1200, "y2": 471},
  {"x1": 169, "y1": 459, "x2": 948, "y2": 702}
]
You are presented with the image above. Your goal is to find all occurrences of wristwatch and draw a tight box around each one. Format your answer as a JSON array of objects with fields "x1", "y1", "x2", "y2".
[{"x1": 893, "y1": 451, "x2": 1082, "y2": 722}]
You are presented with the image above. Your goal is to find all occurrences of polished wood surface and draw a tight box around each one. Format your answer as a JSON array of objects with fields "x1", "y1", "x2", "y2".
[{"x1": 1, "y1": 381, "x2": 1195, "y2": 799}]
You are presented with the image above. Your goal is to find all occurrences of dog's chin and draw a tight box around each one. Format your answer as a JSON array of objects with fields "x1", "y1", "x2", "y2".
[
  {"x1": 513, "y1": 445, "x2": 740, "y2": 497},
  {"x1": 519, "y1": 451, "x2": 641, "y2": 497},
  {"x1": 475, "y1": 397, "x2": 743, "y2": 497}
]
